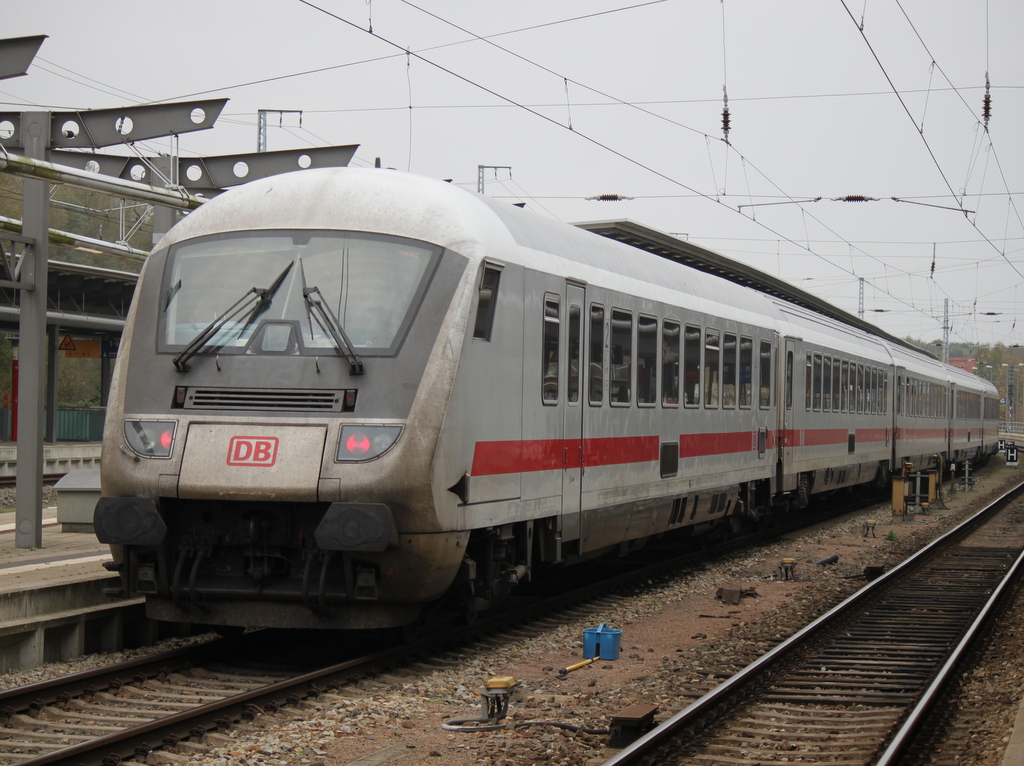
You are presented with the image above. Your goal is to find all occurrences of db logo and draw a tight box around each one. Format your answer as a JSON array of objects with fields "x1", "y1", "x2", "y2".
[{"x1": 227, "y1": 436, "x2": 279, "y2": 467}]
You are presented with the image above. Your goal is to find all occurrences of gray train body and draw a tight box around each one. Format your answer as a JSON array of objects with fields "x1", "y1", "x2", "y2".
[{"x1": 95, "y1": 168, "x2": 999, "y2": 630}]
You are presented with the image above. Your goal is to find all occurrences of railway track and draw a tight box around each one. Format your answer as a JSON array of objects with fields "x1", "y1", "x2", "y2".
[
  {"x1": 0, "y1": 484, "x2": 901, "y2": 766},
  {"x1": 0, "y1": 475, "x2": 1011, "y2": 766},
  {"x1": 602, "y1": 479, "x2": 1024, "y2": 766}
]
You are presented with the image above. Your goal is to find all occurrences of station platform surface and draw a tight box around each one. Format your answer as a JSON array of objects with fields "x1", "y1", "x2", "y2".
[
  {"x1": 0, "y1": 441, "x2": 102, "y2": 478},
  {"x1": 0, "y1": 505, "x2": 112, "y2": 594},
  {"x1": 0, "y1": 504, "x2": 154, "y2": 672}
]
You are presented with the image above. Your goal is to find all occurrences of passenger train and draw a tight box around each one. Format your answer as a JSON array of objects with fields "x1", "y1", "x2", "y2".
[{"x1": 94, "y1": 168, "x2": 1000, "y2": 630}]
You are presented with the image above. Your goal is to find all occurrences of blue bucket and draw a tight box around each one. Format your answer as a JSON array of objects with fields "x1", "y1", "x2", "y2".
[
  {"x1": 583, "y1": 623, "x2": 623, "y2": 660},
  {"x1": 582, "y1": 625, "x2": 602, "y2": 659},
  {"x1": 596, "y1": 624, "x2": 623, "y2": 660}
]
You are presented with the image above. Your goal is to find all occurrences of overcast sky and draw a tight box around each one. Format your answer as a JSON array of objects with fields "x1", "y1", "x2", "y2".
[{"x1": 4, "y1": 1, "x2": 1022, "y2": 350}]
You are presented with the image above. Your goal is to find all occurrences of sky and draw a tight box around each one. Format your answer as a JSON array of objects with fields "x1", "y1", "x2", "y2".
[{"x1": 4, "y1": 0, "x2": 1023, "y2": 351}]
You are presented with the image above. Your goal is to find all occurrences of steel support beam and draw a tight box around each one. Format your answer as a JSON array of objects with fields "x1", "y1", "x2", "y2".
[
  {"x1": 0, "y1": 35, "x2": 46, "y2": 81},
  {"x1": 15, "y1": 112, "x2": 49, "y2": 548},
  {"x1": 0, "y1": 214, "x2": 147, "y2": 263},
  {"x1": 0, "y1": 150, "x2": 204, "y2": 210}
]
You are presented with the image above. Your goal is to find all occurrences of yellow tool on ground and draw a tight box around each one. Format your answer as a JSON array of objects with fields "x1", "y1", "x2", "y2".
[{"x1": 558, "y1": 658, "x2": 596, "y2": 675}]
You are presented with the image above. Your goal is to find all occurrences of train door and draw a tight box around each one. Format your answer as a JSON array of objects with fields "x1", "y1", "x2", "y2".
[
  {"x1": 778, "y1": 337, "x2": 798, "y2": 491},
  {"x1": 894, "y1": 367, "x2": 906, "y2": 462},
  {"x1": 946, "y1": 382, "x2": 955, "y2": 459},
  {"x1": 562, "y1": 282, "x2": 585, "y2": 544}
]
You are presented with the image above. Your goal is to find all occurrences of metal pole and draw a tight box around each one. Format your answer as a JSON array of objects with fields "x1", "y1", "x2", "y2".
[
  {"x1": 149, "y1": 156, "x2": 176, "y2": 249},
  {"x1": 15, "y1": 112, "x2": 49, "y2": 549},
  {"x1": 477, "y1": 165, "x2": 512, "y2": 195},
  {"x1": 942, "y1": 299, "x2": 949, "y2": 364}
]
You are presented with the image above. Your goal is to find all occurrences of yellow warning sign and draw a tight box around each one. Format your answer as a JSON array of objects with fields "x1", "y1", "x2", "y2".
[
  {"x1": 63, "y1": 339, "x2": 101, "y2": 359},
  {"x1": 59, "y1": 334, "x2": 76, "y2": 351}
]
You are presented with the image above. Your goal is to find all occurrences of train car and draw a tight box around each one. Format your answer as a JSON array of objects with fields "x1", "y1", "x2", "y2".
[
  {"x1": 771, "y1": 303, "x2": 895, "y2": 505},
  {"x1": 94, "y1": 167, "x2": 998, "y2": 631}
]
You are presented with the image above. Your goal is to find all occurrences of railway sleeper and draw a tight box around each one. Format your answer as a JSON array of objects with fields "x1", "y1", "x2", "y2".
[
  {"x1": 15, "y1": 715, "x2": 123, "y2": 734},
  {"x1": 716, "y1": 725, "x2": 887, "y2": 741},
  {"x1": 64, "y1": 699, "x2": 163, "y2": 719},
  {"x1": 35, "y1": 708, "x2": 158, "y2": 727},
  {"x1": 747, "y1": 704, "x2": 904, "y2": 720},
  {"x1": 95, "y1": 690, "x2": 196, "y2": 711}
]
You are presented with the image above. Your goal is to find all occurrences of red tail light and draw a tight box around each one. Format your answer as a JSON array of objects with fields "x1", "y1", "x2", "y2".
[{"x1": 337, "y1": 425, "x2": 402, "y2": 462}]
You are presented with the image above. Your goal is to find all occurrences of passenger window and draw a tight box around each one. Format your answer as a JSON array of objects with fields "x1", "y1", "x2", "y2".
[
  {"x1": 759, "y1": 341, "x2": 772, "y2": 408},
  {"x1": 832, "y1": 358, "x2": 841, "y2": 412},
  {"x1": 684, "y1": 325, "x2": 701, "y2": 406},
  {"x1": 637, "y1": 315, "x2": 658, "y2": 406},
  {"x1": 568, "y1": 305, "x2": 581, "y2": 404},
  {"x1": 472, "y1": 266, "x2": 501, "y2": 341},
  {"x1": 610, "y1": 309, "x2": 632, "y2": 405},
  {"x1": 805, "y1": 354, "x2": 813, "y2": 411},
  {"x1": 704, "y1": 329, "x2": 720, "y2": 408},
  {"x1": 722, "y1": 334, "x2": 737, "y2": 408},
  {"x1": 662, "y1": 320, "x2": 680, "y2": 407},
  {"x1": 542, "y1": 296, "x2": 560, "y2": 405},
  {"x1": 866, "y1": 367, "x2": 873, "y2": 414},
  {"x1": 589, "y1": 304, "x2": 604, "y2": 405},
  {"x1": 813, "y1": 354, "x2": 822, "y2": 411},
  {"x1": 822, "y1": 357, "x2": 832, "y2": 411},
  {"x1": 785, "y1": 349, "x2": 793, "y2": 410},
  {"x1": 739, "y1": 337, "x2": 753, "y2": 408},
  {"x1": 856, "y1": 364, "x2": 864, "y2": 413},
  {"x1": 841, "y1": 360, "x2": 849, "y2": 412}
]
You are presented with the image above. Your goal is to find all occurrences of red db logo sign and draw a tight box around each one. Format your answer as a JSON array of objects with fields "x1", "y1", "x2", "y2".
[{"x1": 227, "y1": 436, "x2": 279, "y2": 467}]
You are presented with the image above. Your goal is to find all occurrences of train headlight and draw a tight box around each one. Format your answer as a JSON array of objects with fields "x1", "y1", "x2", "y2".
[
  {"x1": 124, "y1": 420, "x2": 177, "y2": 458},
  {"x1": 336, "y1": 425, "x2": 402, "y2": 462}
]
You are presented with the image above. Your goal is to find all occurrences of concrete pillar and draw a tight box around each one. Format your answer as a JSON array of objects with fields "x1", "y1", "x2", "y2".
[{"x1": 15, "y1": 111, "x2": 50, "y2": 549}]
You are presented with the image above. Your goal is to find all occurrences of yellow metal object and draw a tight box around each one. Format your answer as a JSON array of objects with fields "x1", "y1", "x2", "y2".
[
  {"x1": 485, "y1": 676, "x2": 517, "y2": 690},
  {"x1": 558, "y1": 658, "x2": 596, "y2": 675},
  {"x1": 781, "y1": 558, "x2": 797, "y2": 565}
]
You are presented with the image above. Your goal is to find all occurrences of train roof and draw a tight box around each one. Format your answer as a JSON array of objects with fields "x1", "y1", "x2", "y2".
[
  {"x1": 158, "y1": 168, "x2": 988, "y2": 394},
  {"x1": 576, "y1": 219, "x2": 932, "y2": 360}
]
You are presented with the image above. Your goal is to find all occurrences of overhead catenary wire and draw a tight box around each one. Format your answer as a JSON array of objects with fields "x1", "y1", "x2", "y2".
[
  {"x1": 840, "y1": 0, "x2": 1024, "y2": 290},
  {"x1": 339, "y1": 0, "x2": 975, "y2": 335},
  {"x1": 4, "y1": 4, "x2": 1020, "y2": 346}
]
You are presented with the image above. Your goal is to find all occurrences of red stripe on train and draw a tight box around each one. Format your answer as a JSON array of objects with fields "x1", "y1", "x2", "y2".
[
  {"x1": 471, "y1": 436, "x2": 659, "y2": 475},
  {"x1": 678, "y1": 431, "x2": 753, "y2": 458}
]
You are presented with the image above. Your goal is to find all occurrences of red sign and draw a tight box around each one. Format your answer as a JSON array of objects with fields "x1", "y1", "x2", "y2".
[{"x1": 227, "y1": 436, "x2": 279, "y2": 467}]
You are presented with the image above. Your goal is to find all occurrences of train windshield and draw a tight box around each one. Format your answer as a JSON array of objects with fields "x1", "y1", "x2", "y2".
[{"x1": 160, "y1": 230, "x2": 439, "y2": 356}]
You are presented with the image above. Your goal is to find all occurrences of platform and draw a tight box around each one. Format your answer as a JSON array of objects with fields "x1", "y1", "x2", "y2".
[
  {"x1": 0, "y1": 505, "x2": 157, "y2": 672},
  {"x1": 0, "y1": 441, "x2": 102, "y2": 479}
]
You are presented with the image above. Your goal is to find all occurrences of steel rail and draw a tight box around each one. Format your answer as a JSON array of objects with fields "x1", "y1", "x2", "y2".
[
  {"x1": 0, "y1": 485, "x2": 950, "y2": 766},
  {"x1": 0, "y1": 487, "x2": 947, "y2": 766},
  {"x1": 0, "y1": 639, "x2": 229, "y2": 714},
  {"x1": 875, "y1": 524, "x2": 1024, "y2": 764},
  {"x1": 600, "y1": 477, "x2": 1024, "y2": 766}
]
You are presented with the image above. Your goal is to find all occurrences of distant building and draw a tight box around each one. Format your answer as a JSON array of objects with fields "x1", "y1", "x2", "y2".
[{"x1": 949, "y1": 357, "x2": 976, "y2": 374}]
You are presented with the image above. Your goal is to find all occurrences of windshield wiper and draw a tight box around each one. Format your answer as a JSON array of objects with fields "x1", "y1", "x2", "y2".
[
  {"x1": 302, "y1": 286, "x2": 365, "y2": 375},
  {"x1": 172, "y1": 262, "x2": 294, "y2": 372},
  {"x1": 234, "y1": 261, "x2": 294, "y2": 338}
]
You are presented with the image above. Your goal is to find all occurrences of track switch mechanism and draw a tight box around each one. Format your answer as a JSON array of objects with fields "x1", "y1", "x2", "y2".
[{"x1": 480, "y1": 676, "x2": 517, "y2": 722}]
